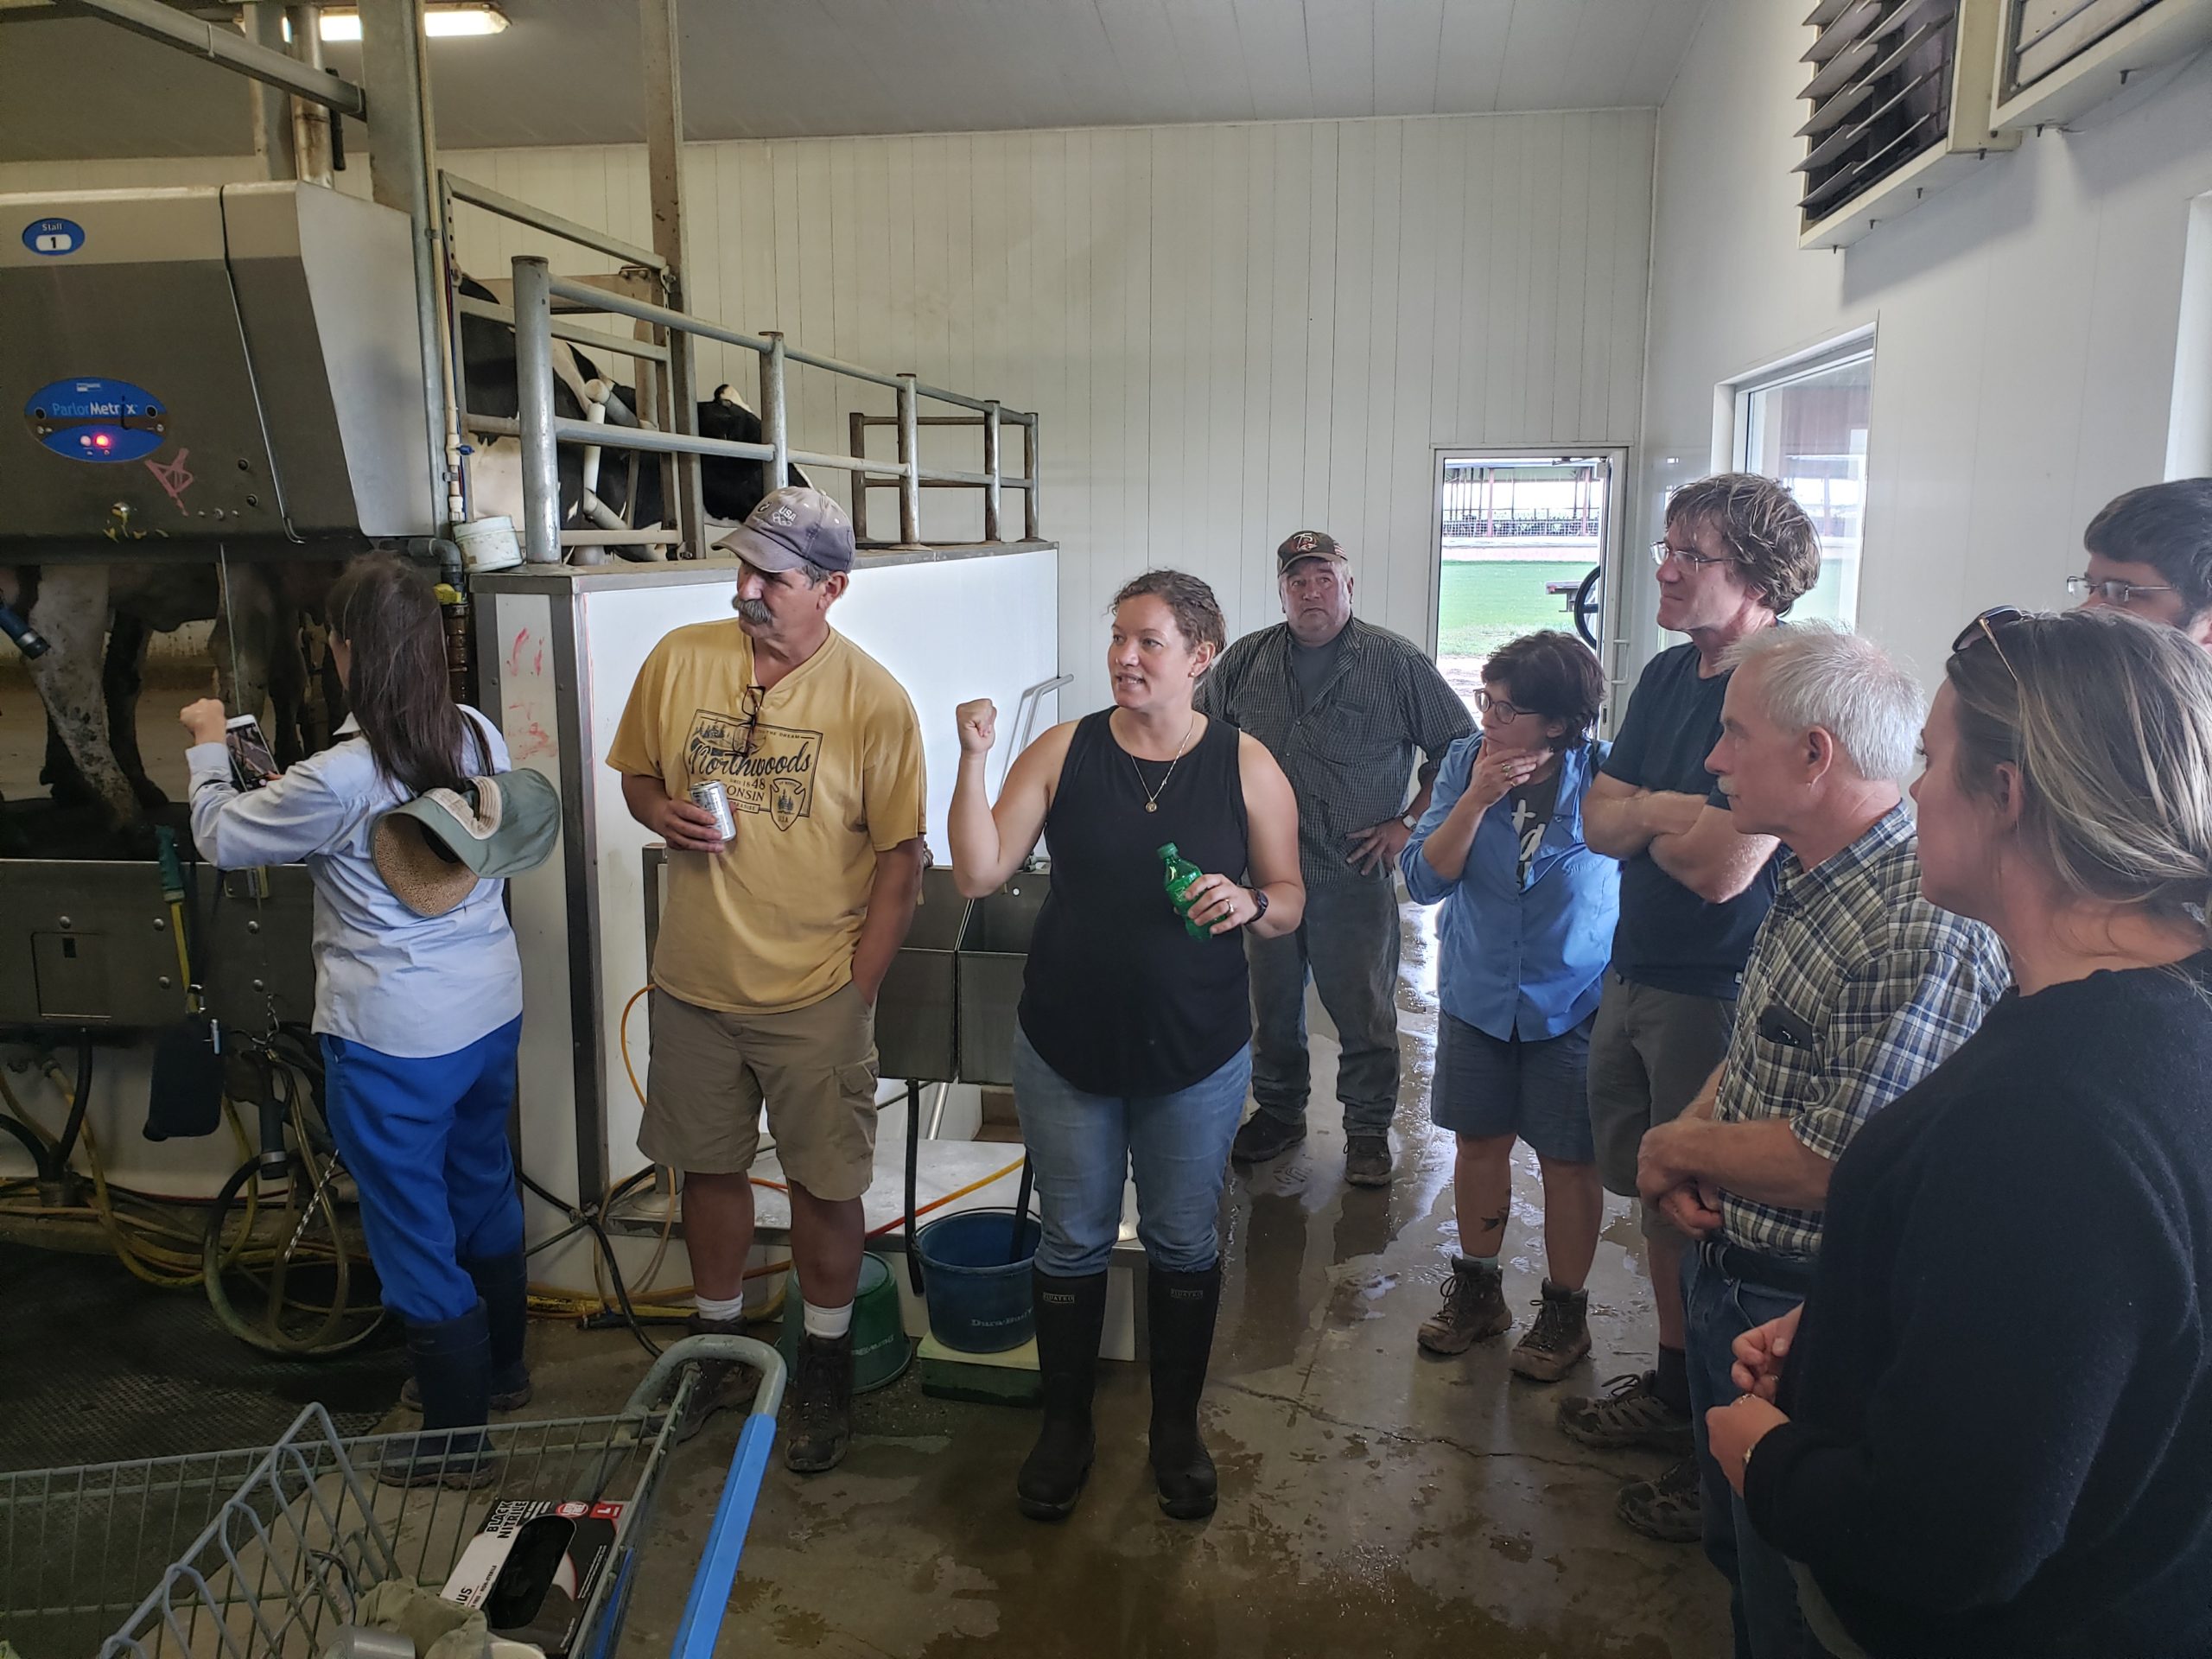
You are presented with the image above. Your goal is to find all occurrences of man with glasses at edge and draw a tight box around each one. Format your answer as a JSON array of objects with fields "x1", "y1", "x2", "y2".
[
  {"x1": 2069, "y1": 478, "x2": 2212, "y2": 647},
  {"x1": 1556, "y1": 474, "x2": 1819, "y2": 1548},
  {"x1": 608, "y1": 486, "x2": 928, "y2": 1473}
]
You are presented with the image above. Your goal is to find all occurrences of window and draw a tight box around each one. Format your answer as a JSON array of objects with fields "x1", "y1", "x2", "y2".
[{"x1": 1736, "y1": 347, "x2": 1874, "y2": 626}]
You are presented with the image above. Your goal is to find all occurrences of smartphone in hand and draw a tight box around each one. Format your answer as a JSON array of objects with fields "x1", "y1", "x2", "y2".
[{"x1": 225, "y1": 714, "x2": 281, "y2": 790}]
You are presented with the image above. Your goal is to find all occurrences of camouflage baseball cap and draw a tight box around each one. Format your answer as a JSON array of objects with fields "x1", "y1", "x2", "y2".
[{"x1": 713, "y1": 486, "x2": 856, "y2": 575}]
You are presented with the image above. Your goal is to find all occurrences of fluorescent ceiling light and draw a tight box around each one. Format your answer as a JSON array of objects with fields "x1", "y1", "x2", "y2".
[{"x1": 312, "y1": 5, "x2": 510, "y2": 41}]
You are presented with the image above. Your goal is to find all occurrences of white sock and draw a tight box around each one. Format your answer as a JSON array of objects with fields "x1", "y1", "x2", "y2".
[
  {"x1": 803, "y1": 1299, "x2": 854, "y2": 1340},
  {"x1": 695, "y1": 1291, "x2": 745, "y2": 1325}
]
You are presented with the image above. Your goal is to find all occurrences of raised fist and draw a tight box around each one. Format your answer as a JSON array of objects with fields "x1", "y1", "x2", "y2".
[{"x1": 956, "y1": 697, "x2": 998, "y2": 755}]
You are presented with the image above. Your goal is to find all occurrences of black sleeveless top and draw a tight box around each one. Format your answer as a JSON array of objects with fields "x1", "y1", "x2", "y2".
[{"x1": 1017, "y1": 710, "x2": 1252, "y2": 1096}]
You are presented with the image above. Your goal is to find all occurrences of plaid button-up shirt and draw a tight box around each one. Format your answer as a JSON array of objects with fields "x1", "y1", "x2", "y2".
[
  {"x1": 1198, "y1": 617, "x2": 1473, "y2": 887},
  {"x1": 1716, "y1": 804, "x2": 2010, "y2": 1261}
]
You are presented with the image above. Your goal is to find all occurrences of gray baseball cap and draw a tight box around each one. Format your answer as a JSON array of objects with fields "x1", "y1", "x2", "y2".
[{"x1": 713, "y1": 486, "x2": 856, "y2": 575}]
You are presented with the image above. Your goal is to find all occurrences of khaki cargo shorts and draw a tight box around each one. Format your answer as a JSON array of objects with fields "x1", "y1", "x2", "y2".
[{"x1": 640, "y1": 981, "x2": 881, "y2": 1202}]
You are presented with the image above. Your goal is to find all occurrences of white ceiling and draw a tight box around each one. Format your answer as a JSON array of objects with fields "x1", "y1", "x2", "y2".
[{"x1": 1, "y1": 0, "x2": 1713, "y2": 162}]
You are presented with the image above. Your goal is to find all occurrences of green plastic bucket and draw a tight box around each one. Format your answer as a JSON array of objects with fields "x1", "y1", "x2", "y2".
[{"x1": 776, "y1": 1250, "x2": 913, "y2": 1395}]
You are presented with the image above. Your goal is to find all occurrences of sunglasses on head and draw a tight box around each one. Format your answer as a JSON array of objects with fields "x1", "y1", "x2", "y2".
[{"x1": 1952, "y1": 607, "x2": 2026, "y2": 683}]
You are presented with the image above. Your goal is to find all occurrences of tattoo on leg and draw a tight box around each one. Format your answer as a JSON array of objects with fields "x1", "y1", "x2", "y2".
[{"x1": 1480, "y1": 1210, "x2": 1508, "y2": 1236}]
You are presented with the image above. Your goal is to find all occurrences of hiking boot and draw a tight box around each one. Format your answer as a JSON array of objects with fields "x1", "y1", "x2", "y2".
[
  {"x1": 1343, "y1": 1133, "x2": 1393, "y2": 1188},
  {"x1": 1230, "y1": 1112, "x2": 1306, "y2": 1166},
  {"x1": 1416, "y1": 1257, "x2": 1511, "y2": 1356},
  {"x1": 783, "y1": 1332, "x2": 855, "y2": 1473},
  {"x1": 1509, "y1": 1281, "x2": 1592, "y2": 1382},
  {"x1": 1618, "y1": 1455, "x2": 1703, "y2": 1543},
  {"x1": 1557, "y1": 1370, "x2": 1694, "y2": 1452},
  {"x1": 671, "y1": 1314, "x2": 760, "y2": 1445}
]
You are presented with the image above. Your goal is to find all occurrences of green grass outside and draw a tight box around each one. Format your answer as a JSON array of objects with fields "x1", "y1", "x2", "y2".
[{"x1": 1436, "y1": 559, "x2": 1596, "y2": 664}]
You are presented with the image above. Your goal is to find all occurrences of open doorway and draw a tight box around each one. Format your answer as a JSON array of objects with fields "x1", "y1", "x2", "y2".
[{"x1": 1431, "y1": 451, "x2": 1620, "y2": 716}]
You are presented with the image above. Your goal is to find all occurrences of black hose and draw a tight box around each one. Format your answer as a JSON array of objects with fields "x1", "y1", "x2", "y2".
[
  {"x1": 0, "y1": 1111, "x2": 54, "y2": 1184},
  {"x1": 49, "y1": 1033, "x2": 92, "y2": 1170},
  {"x1": 518, "y1": 1168, "x2": 662, "y2": 1358},
  {"x1": 903, "y1": 1080, "x2": 924, "y2": 1294}
]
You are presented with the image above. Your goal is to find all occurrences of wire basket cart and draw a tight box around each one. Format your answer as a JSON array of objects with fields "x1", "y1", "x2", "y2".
[{"x1": 1, "y1": 1336, "x2": 784, "y2": 1659}]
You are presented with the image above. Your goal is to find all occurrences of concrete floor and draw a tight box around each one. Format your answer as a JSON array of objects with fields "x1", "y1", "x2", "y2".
[
  {"x1": 520, "y1": 905, "x2": 1727, "y2": 1659},
  {"x1": 0, "y1": 676, "x2": 1726, "y2": 1653}
]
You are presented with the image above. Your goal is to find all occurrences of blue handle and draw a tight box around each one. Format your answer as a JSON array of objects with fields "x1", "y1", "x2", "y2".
[{"x1": 667, "y1": 1412, "x2": 779, "y2": 1659}]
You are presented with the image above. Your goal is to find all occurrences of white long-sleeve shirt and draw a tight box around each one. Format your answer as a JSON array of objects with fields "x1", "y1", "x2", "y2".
[{"x1": 187, "y1": 709, "x2": 524, "y2": 1058}]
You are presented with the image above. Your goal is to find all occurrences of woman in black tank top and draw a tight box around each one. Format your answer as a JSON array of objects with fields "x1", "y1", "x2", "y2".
[{"x1": 948, "y1": 570, "x2": 1303, "y2": 1527}]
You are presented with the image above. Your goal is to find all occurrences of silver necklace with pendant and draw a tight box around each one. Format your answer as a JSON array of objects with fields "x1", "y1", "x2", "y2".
[{"x1": 1128, "y1": 711, "x2": 1198, "y2": 813}]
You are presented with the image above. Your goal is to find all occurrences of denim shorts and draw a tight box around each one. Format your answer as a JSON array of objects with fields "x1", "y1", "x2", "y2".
[{"x1": 1431, "y1": 1010, "x2": 1597, "y2": 1164}]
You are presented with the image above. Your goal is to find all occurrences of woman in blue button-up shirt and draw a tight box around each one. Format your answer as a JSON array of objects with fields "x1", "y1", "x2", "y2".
[
  {"x1": 1401, "y1": 631, "x2": 1619, "y2": 1384},
  {"x1": 182, "y1": 555, "x2": 526, "y2": 1459}
]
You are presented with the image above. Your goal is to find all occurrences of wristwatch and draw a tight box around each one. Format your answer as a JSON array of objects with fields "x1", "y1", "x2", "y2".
[
  {"x1": 1246, "y1": 887, "x2": 1270, "y2": 925},
  {"x1": 1400, "y1": 810, "x2": 1420, "y2": 830}
]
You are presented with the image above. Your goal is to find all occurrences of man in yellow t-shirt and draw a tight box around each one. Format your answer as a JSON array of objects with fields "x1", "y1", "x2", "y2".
[{"x1": 607, "y1": 486, "x2": 925, "y2": 1473}]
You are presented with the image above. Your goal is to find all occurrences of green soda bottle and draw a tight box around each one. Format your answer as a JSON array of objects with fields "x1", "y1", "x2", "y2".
[{"x1": 1158, "y1": 843, "x2": 1210, "y2": 938}]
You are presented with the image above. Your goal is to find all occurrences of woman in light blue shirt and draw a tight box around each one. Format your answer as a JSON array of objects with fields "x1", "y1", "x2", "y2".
[
  {"x1": 182, "y1": 555, "x2": 526, "y2": 1454},
  {"x1": 1401, "y1": 631, "x2": 1619, "y2": 1384}
]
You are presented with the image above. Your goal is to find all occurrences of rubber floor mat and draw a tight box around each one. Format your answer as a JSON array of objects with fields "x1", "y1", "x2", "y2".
[{"x1": 0, "y1": 1241, "x2": 408, "y2": 1472}]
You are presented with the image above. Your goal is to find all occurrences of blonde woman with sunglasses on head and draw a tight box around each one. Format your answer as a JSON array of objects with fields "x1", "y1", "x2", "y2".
[{"x1": 1707, "y1": 607, "x2": 2212, "y2": 1659}]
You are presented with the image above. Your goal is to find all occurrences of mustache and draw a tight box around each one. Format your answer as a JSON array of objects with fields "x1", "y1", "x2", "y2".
[{"x1": 733, "y1": 597, "x2": 773, "y2": 624}]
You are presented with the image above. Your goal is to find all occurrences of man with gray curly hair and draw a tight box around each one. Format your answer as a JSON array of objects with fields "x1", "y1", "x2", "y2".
[{"x1": 1633, "y1": 623, "x2": 2010, "y2": 1659}]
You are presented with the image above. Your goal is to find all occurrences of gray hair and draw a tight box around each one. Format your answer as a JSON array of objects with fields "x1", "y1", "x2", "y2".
[{"x1": 1723, "y1": 623, "x2": 1924, "y2": 784}]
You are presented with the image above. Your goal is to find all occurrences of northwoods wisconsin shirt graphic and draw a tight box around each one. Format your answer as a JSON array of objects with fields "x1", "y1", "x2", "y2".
[{"x1": 684, "y1": 707, "x2": 823, "y2": 830}]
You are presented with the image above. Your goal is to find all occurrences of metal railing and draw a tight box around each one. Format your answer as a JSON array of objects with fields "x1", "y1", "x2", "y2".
[{"x1": 506, "y1": 254, "x2": 1040, "y2": 564}]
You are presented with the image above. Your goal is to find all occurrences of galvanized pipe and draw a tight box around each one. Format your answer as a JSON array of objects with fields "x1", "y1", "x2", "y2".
[
  {"x1": 454, "y1": 297, "x2": 671, "y2": 363},
  {"x1": 69, "y1": 0, "x2": 366, "y2": 116},
  {"x1": 982, "y1": 401, "x2": 1002, "y2": 542},
  {"x1": 283, "y1": 4, "x2": 334, "y2": 187},
  {"x1": 543, "y1": 275, "x2": 768, "y2": 355},
  {"x1": 761, "y1": 333, "x2": 791, "y2": 492},
  {"x1": 513, "y1": 257, "x2": 564, "y2": 565},
  {"x1": 848, "y1": 411, "x2": 872, "y2": 542},
  {"x1": 546, "y1": 417, "x2": 772, "y2": 463},
  {"x1": 779, "y1": 342, "x2": 906, "y2": 393},
  {"x1": 445, "y1": 175, "x2": 667, "y2": 272},
  {"x1": 897, "y1": 374, "x2": 922, "y2": 546},
  {"x1": 1023, "y1": 420, "x2": 1040, "y2": 540}
]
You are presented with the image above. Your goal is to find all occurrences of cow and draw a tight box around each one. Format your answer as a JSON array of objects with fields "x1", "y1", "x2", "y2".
[
  {"x1": 16, "y1": 282, "x2": 805, "y2": 847},
  {"x1": 455, "y1": 275, "x2": 803, "y2": 550}
]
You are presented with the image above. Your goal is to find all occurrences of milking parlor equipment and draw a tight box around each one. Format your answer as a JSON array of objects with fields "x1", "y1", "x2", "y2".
[{"x1": 0, "y1": 0, "x2": 1066, "y2": 1357}]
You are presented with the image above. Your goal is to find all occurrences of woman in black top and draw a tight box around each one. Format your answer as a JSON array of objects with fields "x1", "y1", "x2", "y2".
[
  {"x1": 950, "y1": 569, "x2": 1302, "y2": 1524},
  {"x1": 1708, "y1": 607, "x2": 2212, "y2": 1659}
]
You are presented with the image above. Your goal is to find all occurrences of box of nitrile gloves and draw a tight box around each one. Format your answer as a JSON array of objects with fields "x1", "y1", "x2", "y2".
[{"x1": 439, "y1": 1500, "x2": 626, "y2": 1659}]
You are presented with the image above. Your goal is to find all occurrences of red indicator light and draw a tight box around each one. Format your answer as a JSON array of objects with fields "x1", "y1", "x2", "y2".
[{"x1": 94, "y1": 433, "x2": 111, "y2": 448}]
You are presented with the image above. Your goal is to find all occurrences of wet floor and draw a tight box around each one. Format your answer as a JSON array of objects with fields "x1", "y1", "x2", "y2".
[{"x1": 522, "y1": 901, "x2": 1728, "y2": 1657}]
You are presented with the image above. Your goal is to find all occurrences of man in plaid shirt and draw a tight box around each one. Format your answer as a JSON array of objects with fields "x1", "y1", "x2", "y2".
[{"x1": 1635, "y1": 626, "x2": 2009, "y2": 1659}]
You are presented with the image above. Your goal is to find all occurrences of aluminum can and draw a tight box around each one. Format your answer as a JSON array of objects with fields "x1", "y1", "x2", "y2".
[{"x1": 689, "y1": 779, "x2": 736, "y2": 842}]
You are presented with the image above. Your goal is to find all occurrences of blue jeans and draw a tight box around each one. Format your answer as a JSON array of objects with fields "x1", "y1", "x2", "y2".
[
  {"x1": 1013, "y1": 1027, "x2": 1251, "y2": 1277},
  {"x1": 1685, "y1": 1243, "x2": 1825, "y2": 1659},
  {"x1": 322, "y1": 1017, "x2": 524, "y2": 1325}
]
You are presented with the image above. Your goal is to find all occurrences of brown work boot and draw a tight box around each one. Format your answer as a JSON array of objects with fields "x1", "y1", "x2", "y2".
[
  {"x1": 1343, "y1": 1133, "x2": 1393, "y2": 1188},
  {"x1": 1618, "y1": 1455, "x2": 1703, "y2": 1543},
  {"x1": 1509, "y1": 1281, "x2": 1592, "y2": 1382},
  {"x1": 783, "y1": 1331, "x2": 855, "y2": 1473},
  {"x1": 1416, "y1": 1258, "x2": 1511, "y2": 1356},
  {"x1": 672, "y1": 1313, "x2": 760, "y2": 1445},
  {"x1": 1556, "y1": 1370, "x2": 1694, "y2": 1452}
]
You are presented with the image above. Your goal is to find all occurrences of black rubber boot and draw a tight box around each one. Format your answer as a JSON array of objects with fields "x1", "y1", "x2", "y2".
[
  {"x1": 1147, "y1": 1261, "x2": 1223, "y2": 1520},
  {"x1": 474, "y1": 1250, "x2": 533, "y2": 1407},
  {"x1": 403, "y1": 1253, "x2": 532, "y2": 1414},
  {"x1": 380, "y1": 1300, "x2": 495, "y2": 1489},
  {"x1": 1016, "y1": 1269, "x2": 1109, "y2": 1522}
]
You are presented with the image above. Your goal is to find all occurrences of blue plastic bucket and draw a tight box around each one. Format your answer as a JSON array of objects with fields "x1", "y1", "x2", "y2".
[{"x1": 912, "y1": 1206, "x2": 1041, "y2": 1353}]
